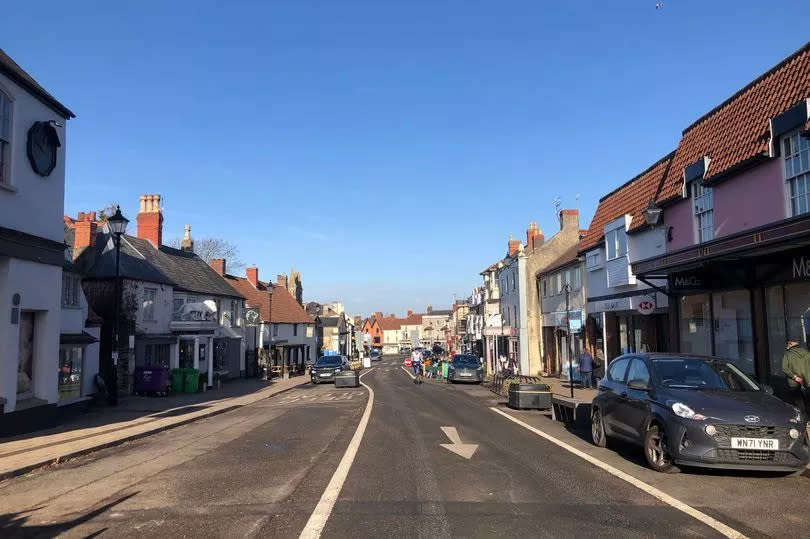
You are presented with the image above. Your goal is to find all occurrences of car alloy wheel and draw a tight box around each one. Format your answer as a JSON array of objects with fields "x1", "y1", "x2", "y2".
[
  {"x1": 591, "y1": 408, "x2": 607, "y2": 448},
  {"x1": 644, "y1": 423, "x2": 679, "y2": 474}
]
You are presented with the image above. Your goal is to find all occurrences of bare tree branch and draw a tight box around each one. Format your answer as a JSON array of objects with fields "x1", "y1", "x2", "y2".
[
  {"x1": 97, "y1": 202, "x2": 120, "y2": 222},
  {"x1": 166, "y1": 236, "x2": 245, "y2": 272}
]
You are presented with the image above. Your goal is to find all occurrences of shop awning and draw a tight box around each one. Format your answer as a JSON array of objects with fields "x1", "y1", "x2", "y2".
[
  {"x1": 60, "y1": 331, "x2": 98, "y2": 345},
  {"x1": 632, "y1": 213, "x2": 810, "y2": 279}
]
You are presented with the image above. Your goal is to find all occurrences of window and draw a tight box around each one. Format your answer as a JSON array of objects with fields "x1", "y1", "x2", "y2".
[
  {"x1": 173, "y1": 297, "x2": 185, "y2": 320},
  {"x1": 143, "y1": 288, "x2": 157, "y2": 321},
  {"x1": 0, "y1": 90, "x2": 10, "y2": 185},
  {"x1": 586, "y1": 250, "x2": 602, "y2": 271},
  {"x1": 273, "y1": 324, "x2": 279, "y2": 337},
  {"x1": 626, "y1": 359, "x2": 650, "y2": 385},
  {"x1": 605, "y1": 227, "x2": 628, "y2": 260},
  {"x1": 58, "y1": 345, "x2": 84, "y2": 400},
  {"x1": 512, "y1": 272, "x2": 516, "y2": 291},
  {"x1": 784, "y1": 131, "x2": 810, "y2": 216},
  {"x1": 542, "y1": 278, "x2": 548, "y2": 297},
  {"x1": 293, "y1": 323, "x2": 298, "y2": 336},
  {"x1": 555, "y1": 273, "x2": 562, "y2": 295},
  {"x1": 144, "y1": 343, "x2": 170, "y2": 367},
  {"x1": 232, "y1": 300, "x2": 241, "y2": 327},
  {"x1": 573, "y1": 267, "x2": 582, "y2": 290},
  {"x1": 607, "y1": 357, "x2": 630, "y2": 382},
  {"x1": 61, "y1": 274, "x2": 80, "y2": 307},
  {"x1": 693, "y1": 181, "x2": 714, "y2": 242}
]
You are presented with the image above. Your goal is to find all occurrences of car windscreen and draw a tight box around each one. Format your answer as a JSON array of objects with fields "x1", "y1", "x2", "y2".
[
  {"x1": 315, "y1": 357, "x2": 341, "y2": 367},
  {"x1": 453, "y1": 355, "x2": 480, "y2": 366},
  {"x1": 652, "y1": 358, "x2": 759, "y2": 391}
]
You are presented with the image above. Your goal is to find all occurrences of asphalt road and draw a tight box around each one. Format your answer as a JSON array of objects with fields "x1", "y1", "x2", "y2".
[{"x1": 1, "y1": 355, "x2": 807, "y2": 538}]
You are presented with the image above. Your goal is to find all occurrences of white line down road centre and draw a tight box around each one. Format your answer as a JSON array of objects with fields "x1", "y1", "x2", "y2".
[{"x1": 439, "y1": 426, "x2": 478, "y2": 459}]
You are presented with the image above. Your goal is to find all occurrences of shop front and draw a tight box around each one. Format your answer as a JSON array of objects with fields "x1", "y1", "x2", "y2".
[
  {"x1": 632, "y1": 214, "x2": 810, "y2": 401},
  {"x1": 541, "y1": 310, "x2": 585, "y2": 376},
  {"x1": 587, "y1": 292, "x2": 669, "y2": 364}
]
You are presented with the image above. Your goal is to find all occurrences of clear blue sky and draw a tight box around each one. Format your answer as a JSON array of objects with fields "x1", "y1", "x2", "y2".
[{"x1": 4, "y1": 1, "x2": 807, "y2": 316}]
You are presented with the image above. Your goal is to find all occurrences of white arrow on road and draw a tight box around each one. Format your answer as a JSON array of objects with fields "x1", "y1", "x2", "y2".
[{"x1": 439, "y1": 426, "x2": 478, "y2": 459}]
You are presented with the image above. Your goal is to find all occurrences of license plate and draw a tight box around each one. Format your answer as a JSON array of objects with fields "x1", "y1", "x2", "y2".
[
  {"x1": 319, "y1": 373, "x2": 332, "y2": 378},
  {"x1": 731, "y1": 437, "x2": 779, "y2": 451},
  {"x1": 460, "y1": 373, "x2": 472, "y2": 377}
]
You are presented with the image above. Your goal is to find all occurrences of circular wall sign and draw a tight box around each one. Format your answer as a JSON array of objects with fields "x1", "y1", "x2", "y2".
[
  {"x1": 636, "y1": 295, "x2": 656, "y2": 315},
  {"x1": 27, "y1": 121, "x2": 60, "y2": 176}
]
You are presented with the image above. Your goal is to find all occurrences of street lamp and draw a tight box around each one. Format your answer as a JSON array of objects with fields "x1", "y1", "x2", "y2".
[
  {"x1": 564, "y1": 282, "x2": 574, "y2": 399},
  {"x1": 107, "y1": 206, "x2": 128, "y2": 405},
  {"x1": 642, "y1": 200, "x2": 663, "y2": 227}
]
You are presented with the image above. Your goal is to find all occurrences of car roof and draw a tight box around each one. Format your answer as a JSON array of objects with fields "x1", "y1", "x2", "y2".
[{"x1": 628, "y1": 352, "x2": 732, "y2": 363}]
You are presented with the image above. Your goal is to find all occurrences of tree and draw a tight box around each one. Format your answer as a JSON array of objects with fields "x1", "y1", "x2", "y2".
[
  {"x1": 167, "y1": 236, "x2": 245, "y2": 271},
  {"x1": 97, "y1": 202, "x2": 120, "y2": 222}
]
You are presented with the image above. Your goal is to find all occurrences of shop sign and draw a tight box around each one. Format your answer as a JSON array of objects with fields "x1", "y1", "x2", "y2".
[
  {"x1": 568, "y1": 318, "x2": 582, "y2": 332},
  {"x1": 793, "y1": 255, "x2": 810, "y2": 279},
  {"x1": 636, "y1": 295, "x2": 656, "y2": 315},
  {"x1": 245, "y1": 308, "x2": 261, "y2": 327}
]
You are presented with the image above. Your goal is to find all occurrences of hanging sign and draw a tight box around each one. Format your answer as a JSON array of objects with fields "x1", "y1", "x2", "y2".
[{"x1": 636, "y1": 295, "x2": 656, "y2": 315}]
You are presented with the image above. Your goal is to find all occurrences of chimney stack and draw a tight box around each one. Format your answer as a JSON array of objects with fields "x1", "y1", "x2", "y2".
[
  {"x1": 559, "y1": 209, "x2": 579, "y2": 231},
  {"x1": 180, "y1": 224, "x2": 194, "y2": 252},
  {"x1": 427, "y1": 305, "x2": 433, "y2": 313},
  {"x1": 72, "y1": 211, "x2": 98, "y2": 259},
  {"x1": 276, "y1": 273, "x2": 288, "y2": 288},
  {"x1": 136, "y1": 194, "x2": 163, "y2": 248},
  {"x1": 507, "y1": 234, "x2": 521, "y2": 257},
  {"x1": 407, "y1": 309, "x2": 413, "y2": 317},
  {"x1": 247, "y1": 267, "x2": 259, "y2": 287},
  {"x1": 526, "y1": 222, "x2": 544, "y2": 250},
  {"x1": 374, "y1": 311, "x2": 383, "y2": 318},
  {"x1": 209, "y1": 258, "x2": 226, "y2": 276}
]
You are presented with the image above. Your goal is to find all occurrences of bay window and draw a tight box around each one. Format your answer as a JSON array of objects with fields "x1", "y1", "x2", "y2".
[
  {"x1": 783, "y1": 131, "x2": 810, "y2": 216},
  {"x1": 606, "y1": 227, "x2": 628, "y2": 260}
]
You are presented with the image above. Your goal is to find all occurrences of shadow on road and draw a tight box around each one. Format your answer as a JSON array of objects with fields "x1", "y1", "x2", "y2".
[{"x1": 0, "y1": 492, "x2": 137, "y2": 539}]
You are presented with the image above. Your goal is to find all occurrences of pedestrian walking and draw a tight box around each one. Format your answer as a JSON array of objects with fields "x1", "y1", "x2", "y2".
[
  {"x1": 578, "y1": 349, "x2": 594, "y2": 389},
  {"x1": 782, "y1": 338, "x2": 810, "y2": 414}
]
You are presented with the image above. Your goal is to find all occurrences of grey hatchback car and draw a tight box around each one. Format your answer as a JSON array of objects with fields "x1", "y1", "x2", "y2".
[{"x1": 447, "y1": 354, "x2": 483, "y2": 384}]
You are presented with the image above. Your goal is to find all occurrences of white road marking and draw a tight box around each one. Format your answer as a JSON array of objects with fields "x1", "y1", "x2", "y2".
[
  {"x1": 490, "y1": 407, "x2": 747, "y2": 539},
  {"x1": 299, "y1": 368, "x2": 375, "y2": 539},
  {"x1": 439, "y1": 426, "x2": 478, "y2": 459},
  {"x1": 400, "y1": 366, "x2": 415, "y2": 379}
]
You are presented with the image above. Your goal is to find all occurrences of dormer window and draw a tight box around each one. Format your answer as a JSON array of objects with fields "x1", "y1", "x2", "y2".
[
  {"x1": 0, "y1": 90, "x2": 11, "y2": 185},
  {"x1": 783, "y1": 130, "x2": 810, "y2": 216}
]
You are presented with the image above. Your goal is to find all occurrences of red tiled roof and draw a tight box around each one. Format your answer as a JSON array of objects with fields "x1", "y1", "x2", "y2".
[
  {"x1": 403, "y1": 314, "x2": 423, "y2": 325},
  {"x1": 658, "y1": 42, "x2": 810, "y2": 203},
  {"x1": 580, "y1": 152, "x2": 674, "y2": 252},
  {"x1": 271, "y1": 286, "x2": 315, "y2": 324},
  {"x1": 377, "y1": 316, "x2": 402, "y2": 330},
  {"x1": 225, "y1": 275, "x2": 272, "y2": 322}
]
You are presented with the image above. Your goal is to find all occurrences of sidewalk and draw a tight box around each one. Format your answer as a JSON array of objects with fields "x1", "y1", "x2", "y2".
[
  {"x1": 0, "y1": 376, "x2": 309, "y2": 480},
  {"x1": 536, "y1": 376, "x2": 597, "y2": 402}
]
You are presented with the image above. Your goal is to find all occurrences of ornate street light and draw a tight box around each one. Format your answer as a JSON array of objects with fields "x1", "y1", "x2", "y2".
[
  {"x1": 108, "y1": 206, "x2": 128, "y2": 405},
  {"x1": 642, "y1": 200, "x2": 663, "y2": 227}
]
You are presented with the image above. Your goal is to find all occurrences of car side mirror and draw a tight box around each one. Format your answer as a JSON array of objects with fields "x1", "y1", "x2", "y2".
[
  {"x1": 760, "y1": 383, "x2": 774, "y2": 395},
  {"x1": 627, "y1": 379, "x2": 651, "y2": 392}
]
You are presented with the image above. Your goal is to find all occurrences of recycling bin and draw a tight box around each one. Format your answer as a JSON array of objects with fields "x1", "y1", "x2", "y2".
[
  {"x1": 134, "y1": 366, "x2": 169, "y2": 395},
  {"x1": 171, "y1": 369, "x2": 186, "y2": 393},
  {"x1": 184, "y1": 368, "x2": 200, "y2": 393}
]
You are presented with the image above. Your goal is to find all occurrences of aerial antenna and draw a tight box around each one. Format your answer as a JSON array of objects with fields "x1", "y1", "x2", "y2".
[
  {"x1": 575, "y1": 193, "x2": 580, "y2": 212},
  {"x1": 553, "y1": 197, "x2": 561, "y2": 216},
  {"x1": 655, "y1": 1, "x2": 663, "y2": 9}
]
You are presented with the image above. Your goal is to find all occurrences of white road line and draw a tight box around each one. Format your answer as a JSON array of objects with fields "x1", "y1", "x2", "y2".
[
  {"x1": 400, "y1": 365, "x2": 415, "y2": 379},
  {"x1": 490, "y1": 407, "x2": 746, "y2": 539},
  {"x1": 299, "y1": 368, "x2": 375, "y2": 539}
]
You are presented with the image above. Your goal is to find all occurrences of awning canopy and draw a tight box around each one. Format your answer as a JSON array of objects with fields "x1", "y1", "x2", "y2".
[
  {"x1": 60, "y1": 331, "x2": 98, "y2": 345},
  {"x1": 632, "y1": 213, "x2": 810, "y2": 279}
]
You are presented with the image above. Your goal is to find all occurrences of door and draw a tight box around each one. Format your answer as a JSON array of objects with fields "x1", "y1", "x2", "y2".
[
  {"x1": 612, "y1": 358, "x2": 652, "y2": 442},
  {"x1": 17, "y1": 311, "x2": 35, "y2": 400},
  {"x1": 601, "y1": 356, "x2": 631, "y2": 437}
]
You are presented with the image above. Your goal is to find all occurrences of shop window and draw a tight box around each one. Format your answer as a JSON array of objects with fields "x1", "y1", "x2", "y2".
[
  {"x1": 679, "y1": 294, "x2": 712, "y2": 356},
  {"x1": 144, "y1": 343, "x2": 170, "y2": 367},
  {"x1": 712, "y1": 290, "x2": 754, "y2": 376},
  {"x1": 59, "y1": 345, "x2": 84, "y2": 400},
  {"x1": 767, "y1": 283, "x2": 810, "y2": 381},
  {"x1": 783, "y1": 131, "x2": 810, "y2": 216},
  {"x1": 692, "y1": 181, "x2": 714, "y2": 243}
]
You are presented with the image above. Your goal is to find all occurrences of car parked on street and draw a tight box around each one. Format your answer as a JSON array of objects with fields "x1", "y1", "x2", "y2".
[
  {"x1": 399, "y1": 346, "x2": 411, "y2": 355},
  {"x1": 447, "y1": 354, "x2": 483, "y2": 384},
  {"x1": 310, "y1": 355, "x2": 351, "y2": 384},
  {"x1": 590, "y1": 353, "x2": 809, "y2": 474},
  {"x1": 370, "y1": 350, "x2": 382, "y2": 362}
]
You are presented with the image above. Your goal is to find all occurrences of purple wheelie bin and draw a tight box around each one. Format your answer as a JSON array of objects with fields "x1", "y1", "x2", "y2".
[{"x1": 133, "y1": 366, "x2": 170, "y2": 396}]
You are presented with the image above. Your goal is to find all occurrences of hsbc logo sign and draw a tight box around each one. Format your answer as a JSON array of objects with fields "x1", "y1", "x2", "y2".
[{"x1": 636, "y1": 295, "x2": 656, "y2": 315}]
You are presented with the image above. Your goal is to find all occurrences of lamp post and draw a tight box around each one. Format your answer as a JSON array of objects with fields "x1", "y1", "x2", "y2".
[
  {"x1": 564, "y1": 282, "x2": 574, "y2": 399},
  {"x1": 642, "y1": 200, "x2": 663, "y2": 227},
  {"x1": 106, "y1": 206, "x2": 129, "y2": 405}
]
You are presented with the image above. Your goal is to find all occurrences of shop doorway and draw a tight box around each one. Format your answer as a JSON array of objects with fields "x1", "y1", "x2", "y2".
[{"x1": 17, "y1": 311, "x2": 35, "y2": 400}]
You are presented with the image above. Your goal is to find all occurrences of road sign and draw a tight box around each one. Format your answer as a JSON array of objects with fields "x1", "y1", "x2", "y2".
[
  {"x1": 568, "y1": 318, "x2": 582, "y2": 332},
  {"x1": 636, "y1": 295, "x2": 656, "y2": 315}
]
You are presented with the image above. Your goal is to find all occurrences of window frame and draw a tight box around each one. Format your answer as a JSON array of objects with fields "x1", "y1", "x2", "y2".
[
  {"x1": 626, "y1": 358, "x2": 651, "y2": 386},
  {"x1": 293, "y1": 323, "x2": 298, "y2": 336},
  {"x1": 605, "y1": 227, "x2": 628, "y2": 261},
  {"x1": 691, "y1": 180, "x2": 714, "y2": 243},
  {"x1": 783, "y1": 130, "x2": 810, "y2": 217},
  {"x1": 61, "y1": 273, "x2": 81, "y2": 308},
  {"x1": 0, "y1": 89, "x2": 12, "y2": 186},
  {"x1": 607, "y1": 356, "x2": 631, "y2": 383},
  {"x1": 143, "y1": 287, "x2": 157, "y2": 322}
]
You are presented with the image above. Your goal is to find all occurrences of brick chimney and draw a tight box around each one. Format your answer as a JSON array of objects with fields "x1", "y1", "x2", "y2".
[
  {"x1": 180, "y1": 224, "x2": 194, "y2": 252},
  {"x1": 247, "y1": 266, "x2": 260, "y2": 287},
  {"x1": 136, "y1": 194, "x2": 163, "y2": 248},
  {"x1": 559, "y1": 209, "x2": 579, "y2": 231},
  {"x1": 374, "y1": 311, "x2": 383, "y2": 318},
  {"x1": 72, "y1": 211, "x2": 98, "y2": 259},
  {"x1": 507, "y1": 234, "x2": 521, "y2": 257},
  {"x1": 526, "y1": 222, "x2": 544, "y2": 250},
  {"x1": 276, "y1": 273, "x2": 287, "y2": 288},
  {"x1": 209, "y1": 258, "x2": 226, "y2": 275},
  {"x1": 407, "y1": 309, "x2": 413, "y2": 317}
]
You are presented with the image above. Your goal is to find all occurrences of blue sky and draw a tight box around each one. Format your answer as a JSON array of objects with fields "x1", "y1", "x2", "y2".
[{"x1": 3, "y1": 1, "x2": 807, "y2": 316}]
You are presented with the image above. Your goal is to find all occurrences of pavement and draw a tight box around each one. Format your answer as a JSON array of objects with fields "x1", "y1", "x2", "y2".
[
  {"x1": 0, "y1": 376, "x2": 309, "y2": 480},
  {"x1": 1, "y1": 356, "x2": 808, "y2": 538}
]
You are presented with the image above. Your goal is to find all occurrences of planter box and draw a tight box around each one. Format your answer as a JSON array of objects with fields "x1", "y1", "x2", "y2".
[
  {"x1": 508, "y1": 383, "x2": 552, "y2": 410},
  {"x1": 335, "y1": 370, "x2": 360, "y2": 388}
]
